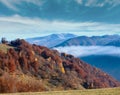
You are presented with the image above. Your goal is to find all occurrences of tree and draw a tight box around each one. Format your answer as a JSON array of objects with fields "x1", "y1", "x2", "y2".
[{"x1": 1, "y1": 37, "x2": 8, "y2": 44}]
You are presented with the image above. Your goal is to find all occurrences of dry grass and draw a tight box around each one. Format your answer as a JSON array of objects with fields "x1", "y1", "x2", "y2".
[
  {"x1": 0, "y1": 73, "x2": 46, "y2": 93},
  {"x1": 1, "y1": 87, "x2": 120, "y2": 95},
  {"x1": 0, "y1": 44, "x2": 13, "y2": 53}
]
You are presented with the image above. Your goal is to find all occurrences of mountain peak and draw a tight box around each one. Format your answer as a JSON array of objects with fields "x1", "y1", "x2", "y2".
[{"x1": 26, "y1": 33, "x2": 77, "y2": 48}]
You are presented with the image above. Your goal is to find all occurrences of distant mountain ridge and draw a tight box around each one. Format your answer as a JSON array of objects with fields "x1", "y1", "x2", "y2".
[
  {"x1": 26, "y1": 33, "x2": 77, "y2": 48},
  {"x1": 55, "y1": 35, "x2": 120, "y2": 47}
]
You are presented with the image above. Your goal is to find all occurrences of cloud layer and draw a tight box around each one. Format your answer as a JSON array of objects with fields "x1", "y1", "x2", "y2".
[
  {"x1": 54, "y1": 46, "x2": 120, "y2": 57},
  {"x1": 0, "y1": 15, "x2": 120, "y2": 40},
  {"x1": 0, "y1": 0, "x2": 120, "y2": 11}
]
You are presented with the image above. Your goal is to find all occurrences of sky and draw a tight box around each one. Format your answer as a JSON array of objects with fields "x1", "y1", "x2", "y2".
[{"x1": 0, "y1": 0, "x2": 120, "y2": 40}]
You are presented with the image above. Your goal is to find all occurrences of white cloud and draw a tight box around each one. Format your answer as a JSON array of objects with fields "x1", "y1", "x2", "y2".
[
  {"x1": 75, "y1": 0, "x2": 83, "y2": 4},
  {"x1": 0, "y1": 0, "x2": 19, "y2": 11},
  {"x1": 0, "y1": 15, "x2": 120, "y2": 40},
  {"x1": 75, "y1": 0, "x2": 120, "y2": 8},
  {"x1": 54, "y1": 46, "x2": 120, "y2": 57},
  {"x1": 85, "y1": 0, "x2": 97, "y2": 7},
  {"x1": 105, "y1": 0, "x2": 120, "y2": 7},
  {"x1": 0, "y1": 0, "x2": 42, "y2": 11}
]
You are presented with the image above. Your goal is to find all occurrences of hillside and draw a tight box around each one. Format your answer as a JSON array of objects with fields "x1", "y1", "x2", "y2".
[
  {"x1": 55, "y1": 35, "x2": 120, "y2": 47},
  {"x1": 0, "y1": 39, "x2": 120, "y2": 93}
]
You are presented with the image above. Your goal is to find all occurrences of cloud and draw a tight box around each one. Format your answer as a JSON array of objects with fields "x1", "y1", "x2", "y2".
[
  {"x1": 0, "y1": 15, "x2": 120, "y2": 40},
  {"x1": 85, "y1": 0, "x2": 97, "y2": 7},
  {"x1": 75, "y1": 0, "x2": 83, "y2": 5},
  {"x1": 54, "y1": 46, "x2": 120, "y2": 57},
  {"x1": 0, "y1": 0, "x2": 19, "y2": 11},
  {"x1": 75, "y1": 0, "x2": 120, "y2": 8},
  {"x1": 0, "y1": 0, "x2": 42, "y2": 11},
  {"x1": 0, "y1": 0, "x2": 120, "y2": 12},
  {"x1": 105, "y1": 0, "x2": 120, "y2": 7},
  {"x1": 1, "y1": 0, "x2": 120, "y2": 11}
]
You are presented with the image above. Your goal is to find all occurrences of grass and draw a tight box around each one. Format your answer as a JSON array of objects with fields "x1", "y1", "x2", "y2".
[
  {"x1": 0, "y1": 44, "x2": 13, "y2": 53},
  {"x1": 1, "y1": 87, "x2": 120, "y2": 95}
]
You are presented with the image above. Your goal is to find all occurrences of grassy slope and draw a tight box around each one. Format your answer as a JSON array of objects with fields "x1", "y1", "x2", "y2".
[
  {"x1": 0, "y1": 44, "x2": 13, "y2": 53},
  {"x1": 2, "y1": 87, "x2": 120, "y2": 95}
]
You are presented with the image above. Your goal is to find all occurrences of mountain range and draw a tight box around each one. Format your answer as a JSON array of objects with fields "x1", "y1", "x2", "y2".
[
  {"x1": 55, "y1": 35, "x2": 120, "y2": 47},
  {"x1": 26, "y1": 34, "x2": 120, "y2": 47},
  {"x1": 26, "y1": 33, "x2": 76, "y2": 48}
]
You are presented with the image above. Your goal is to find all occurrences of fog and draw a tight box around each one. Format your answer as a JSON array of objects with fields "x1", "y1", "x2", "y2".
[{"x1": 54, "y1": 46, "x2": 120, "y2": 57}]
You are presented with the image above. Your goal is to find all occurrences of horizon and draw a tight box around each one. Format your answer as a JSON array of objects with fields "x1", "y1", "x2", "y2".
[{"x1": 1, "y1": 33, "x2": 120, "y2": 41}]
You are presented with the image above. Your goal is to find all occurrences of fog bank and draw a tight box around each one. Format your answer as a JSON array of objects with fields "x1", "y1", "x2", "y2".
[{"x1": 54, "y1": 46, "x2": 120, "y2": 57}]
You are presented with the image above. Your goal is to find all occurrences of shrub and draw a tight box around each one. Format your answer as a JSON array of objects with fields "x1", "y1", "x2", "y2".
[
  {"x1": 0, "y1": 73, "x2": 17, "y2": 93},
  {"x1": 0, "y1": 73, "x2": 46, "y2": 93}
]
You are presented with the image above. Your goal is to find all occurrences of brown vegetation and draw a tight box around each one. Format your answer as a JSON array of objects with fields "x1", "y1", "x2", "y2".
[{"x1": 0, "y1": 39, "x2": 120, "y2": 93}]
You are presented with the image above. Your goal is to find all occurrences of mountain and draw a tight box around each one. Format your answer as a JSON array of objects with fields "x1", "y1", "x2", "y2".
[
  {"x1": 81, "y1": 55, "x2": 120, "y2": 81},
  {"x1": 26, "y1": 33, "x2": 77, "y2": 48},
  {"x1": 105, "y1": 40, "x2": 120, "y2": 47},
  {"x1": 0, "y1": 39, "x2": 120, "y2": 93},
  {"x1": 55, "y1": 35, "x2": 120, "y2": 47}
]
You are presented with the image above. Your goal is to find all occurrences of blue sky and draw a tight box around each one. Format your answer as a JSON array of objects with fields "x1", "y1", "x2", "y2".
[{"x1": 0, "y1": 0, "x2": 120, "y2": 40}]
